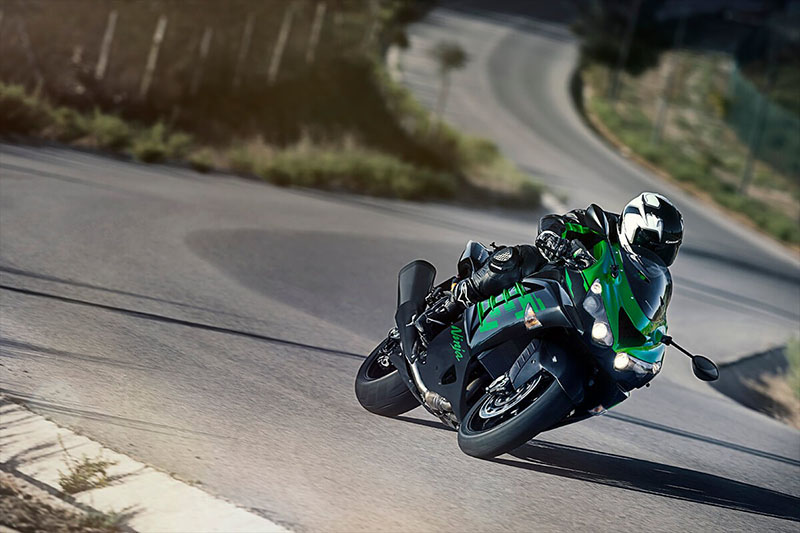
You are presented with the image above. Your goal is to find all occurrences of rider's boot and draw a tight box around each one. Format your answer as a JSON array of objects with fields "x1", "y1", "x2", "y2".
[
  {"x1": 414, "y1": 283, "x2": 471, "y2": 346},
  {"x1": 414, "y1": 295, "x2": 463, "y2": 346}
]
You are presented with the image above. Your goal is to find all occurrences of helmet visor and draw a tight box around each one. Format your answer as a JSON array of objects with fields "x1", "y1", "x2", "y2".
[
  {"x1": 631, "y1": 228, "x2": 679, "y2": 266},
  {"x1": 632, "y1": 228, "x2": 660, "y2": 247}
]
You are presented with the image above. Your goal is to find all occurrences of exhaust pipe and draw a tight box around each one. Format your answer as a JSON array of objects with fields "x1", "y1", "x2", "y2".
[{"x1": 394, "y1": 260, "x2": 454, "y2": 422}]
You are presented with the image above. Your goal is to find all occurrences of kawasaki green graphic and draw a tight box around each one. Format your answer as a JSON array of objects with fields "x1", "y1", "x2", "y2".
[
  {"x1": 477, "y1": 283, "x2": 546, "y2": 333},
  {"x1": 450, "y1": 325, "x2": 465, "y2": 360}
]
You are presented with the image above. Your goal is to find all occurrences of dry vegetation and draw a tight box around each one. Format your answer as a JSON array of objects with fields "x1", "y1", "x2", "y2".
[
  {"x1": 0, "y1": 0, "x2": 541, "y2": 205},
  {"x1": 582, "y1": 53, "x2": 800, "y2": 245}
]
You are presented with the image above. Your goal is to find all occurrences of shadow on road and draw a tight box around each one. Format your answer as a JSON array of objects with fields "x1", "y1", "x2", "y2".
[
  {"x1": 396, "y1": 410, "x2": 800, "y2": 468},
  {"x1": 395, "y1": 414, "x2": 456, "y2": 432},
  {"x1": 496, "y1": 440, "x2": 800, "y2": 522}
]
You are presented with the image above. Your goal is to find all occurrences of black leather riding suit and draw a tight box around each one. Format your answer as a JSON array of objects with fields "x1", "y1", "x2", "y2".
[
  {"x1": 414, "y1": 206, "x2": 618, "y2": 345},
  {"x1": 453, "y1": 244, "x2": 545, "y2": 306}
]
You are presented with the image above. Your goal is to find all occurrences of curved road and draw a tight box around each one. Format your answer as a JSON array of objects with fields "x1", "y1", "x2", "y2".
[{"x1": 1, "y1": 1, "x2": 799, "y2": 532}]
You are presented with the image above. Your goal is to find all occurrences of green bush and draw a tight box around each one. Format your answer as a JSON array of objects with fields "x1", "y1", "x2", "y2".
[
  {"x1": 0, "y1": 83, "x2": 52, "y2": 135},
  {"x1": 132, "y1": 122, "x2": 195, "y2": 163},
  {"x1": 631, "y1": 139, "x2": 663, "y2": 166},
  {"x1": 131, "y1": 122, "x2": 168, "y2": 162},
  {"x1": 227, "y1": 145, "x2": 255, "y2": 174},
  {"x1": 257, "y1": 146, "x2": 456, "y2": 200},
  {"x1": 89, "y1": 111, "x2": 131, "y2": 151},
  {"x1": 131, "y1": 138, "x2": 166, "y2": 163},
  {"x1": 50, "y1": 106, "x2": 89, "y2": 141},
  {"x1": 188, "y1": 148, "x2": 215, "y2": 173},
  {"x1": 166, "y1": 132, "x2": 193, "y2": 159}
]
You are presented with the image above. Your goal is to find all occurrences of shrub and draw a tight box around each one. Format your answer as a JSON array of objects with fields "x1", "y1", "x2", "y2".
[
  {"x1": 131, "y1": 137, "x2": 167, "y2": 163},
  {"x1": 50, "y1": 106, "x2": 89, "y2": 141},
  {"x1": 89, "y1": 111, "x2": 131, "y2": 151},
  {"x1": 131, "y1": 122, "x2": 168, "y2": 162},
  {"x1": 227, "y1": 145, "x2": 256, "y2": 174},
  {"x1": 132, "y1": 122, "x2": 195, "y2": 163},
  {"x1": 188, "y1": 148, "x2": 215, "y2": 173},
  {"x1": 166, "y1": 132, "x2": 193, "y2": 158},
  {"x1": 0, "y1": 83, "x2": 52, "y2": 135},
  {"x1": 257, "y1": 145, "x2": 457, "y2": 200}
]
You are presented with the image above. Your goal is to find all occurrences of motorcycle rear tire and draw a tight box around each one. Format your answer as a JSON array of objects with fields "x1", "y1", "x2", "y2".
[{"x1": 355, "y1": 338, "x2": 419, "y2": 417}]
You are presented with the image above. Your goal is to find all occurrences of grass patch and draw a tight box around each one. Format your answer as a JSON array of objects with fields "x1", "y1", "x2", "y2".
[
  {"x1": 0, "y1": 81, "x2": 541, "y2": 205},
  {"x1": 49, "y1": 106, "x2": 89, "y2": 142},
  {"x1": 259, "y1": 144, "x2": 456, "y2": 199},
  {"x1": 132, "y1": 122, "x2": 193, "y2": 163},
  {"x1": 89, "y1": 111, "x2": 132, "y2": 151},
  {"x1": 57, "y1": 436, "x2": 117, "y2": 494},
  {"x1": 188, "y1": 147, "x2": 216, "y2": 173},
  {"x1": 80, "y1": 508, "x2": 133, "y2": 531},
  {"x1": 0, "y1": 84, "x2": 51, "y2": 135}
]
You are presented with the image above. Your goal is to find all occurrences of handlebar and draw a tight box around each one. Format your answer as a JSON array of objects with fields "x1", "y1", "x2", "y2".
[{"x1": 562, "y1": 239, "x2": 596, "y2": 270}]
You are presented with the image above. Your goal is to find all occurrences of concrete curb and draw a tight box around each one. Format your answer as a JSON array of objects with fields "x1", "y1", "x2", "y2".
[{"x1": 0, "y1": 396, "x2": 288, "y2": 533}]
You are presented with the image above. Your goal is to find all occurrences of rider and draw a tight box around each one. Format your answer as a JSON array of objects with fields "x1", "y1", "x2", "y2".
[{"x1": 415, "y1": 192, "x2": 684, "y2": 345}]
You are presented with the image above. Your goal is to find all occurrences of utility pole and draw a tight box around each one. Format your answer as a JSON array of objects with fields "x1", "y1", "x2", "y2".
[{"x1": 609, "y1": 0, "x2": 642, "y2": 101}]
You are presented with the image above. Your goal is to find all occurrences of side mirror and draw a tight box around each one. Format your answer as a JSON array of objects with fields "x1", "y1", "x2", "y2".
[
  {"x1": 585, "y1": 204, "x2": 609, "y2": 235},
  {"x1": 691, "y1": 356, "x2": 719, "y2": 382}
]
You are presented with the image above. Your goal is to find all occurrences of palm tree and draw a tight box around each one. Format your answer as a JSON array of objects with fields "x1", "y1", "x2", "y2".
[{"x1": 429, "y1": 40, "x2": 468, "y2": 124}]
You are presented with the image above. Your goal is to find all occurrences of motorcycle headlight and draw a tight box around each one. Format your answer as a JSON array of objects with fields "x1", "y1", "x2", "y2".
[
  {"x1": 613, "y1": 352, "x2": 630, "y2": 370},
  {"x1": 583, "y1": 280, "x2": 613, "y2": 347},
  {"x1": 614, "y1": 353, "x2": 662, "y2": 375}
]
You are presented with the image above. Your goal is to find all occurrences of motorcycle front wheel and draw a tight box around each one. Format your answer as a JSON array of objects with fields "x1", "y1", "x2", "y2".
[
  {"x1": 355, "y1": 336, "x2": 419, "y2": 417},
  {"x1": 457, "y1": 371, "x2": 573, "y2": 459}
]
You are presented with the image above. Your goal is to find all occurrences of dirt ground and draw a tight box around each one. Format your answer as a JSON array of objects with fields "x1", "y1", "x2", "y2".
[
  {"x1": 712, "y1": 347, "x2": 800, "y2": 430},
  {"x1": 0, "y1": 470, "x2": 120, "y2": 533}
]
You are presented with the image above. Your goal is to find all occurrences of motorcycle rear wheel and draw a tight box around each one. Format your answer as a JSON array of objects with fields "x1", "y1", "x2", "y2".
[
  {"x1": 355, "y1": 337, "x2": 419, "y2": 417},
  {"x1": 457, "y1": 372, "x2": 573, "y2": 459}
]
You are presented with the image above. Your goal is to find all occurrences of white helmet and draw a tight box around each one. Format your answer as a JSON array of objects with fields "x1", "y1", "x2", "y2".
[{"x1": 619, "y1": 192, "x2": 684, "y2": 266}]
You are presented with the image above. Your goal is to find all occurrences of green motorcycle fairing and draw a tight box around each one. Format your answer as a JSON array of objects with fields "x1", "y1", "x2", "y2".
[
  {"x1": 578, "y1": 240, "x2": 670, "y2": 365},
  {"x1": 465, "y1": 238, "x2": 670, "y2": 367}
]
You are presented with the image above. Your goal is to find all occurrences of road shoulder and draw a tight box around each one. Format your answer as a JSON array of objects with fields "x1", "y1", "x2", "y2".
[{"x1": 0, "y1": 396, "x2": 288, "y2": 533}]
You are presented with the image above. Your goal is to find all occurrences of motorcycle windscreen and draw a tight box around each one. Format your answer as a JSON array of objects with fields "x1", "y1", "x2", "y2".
[{"x1": 620, "y1": 246, "x2": 672, "y2": 324}]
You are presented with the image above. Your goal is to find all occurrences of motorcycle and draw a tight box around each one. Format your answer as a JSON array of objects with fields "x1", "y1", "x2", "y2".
[{"x1": 355, "y1": 205, "x2": 719, "y2": 458}]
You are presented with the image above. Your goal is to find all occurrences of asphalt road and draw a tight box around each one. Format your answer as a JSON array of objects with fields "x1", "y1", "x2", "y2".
[{"x1": 1, "y1": 1, "x2": 799, "y2": 532}]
